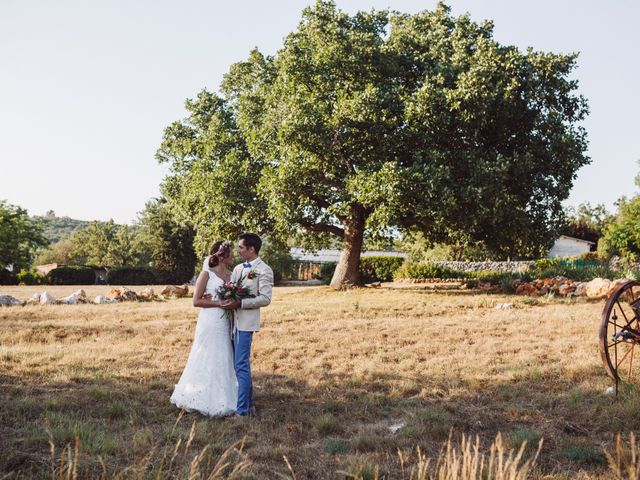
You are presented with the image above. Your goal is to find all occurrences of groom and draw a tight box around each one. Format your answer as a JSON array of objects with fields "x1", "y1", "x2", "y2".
[{"x1": 221, "y1": 233, "x2": 274, "y2": 417}]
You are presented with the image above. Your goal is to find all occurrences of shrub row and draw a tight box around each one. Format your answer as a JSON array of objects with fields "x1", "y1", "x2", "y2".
[
  {"x1": 106, "y1": 267, "x2": 156, "y2": 285},
  {"x1": 106, "y1": 267, "x2": 188, "y2": 285},
  {"x1": 360, "y1": 256, "x2": 405, "y2": 283},
  {"x1": 0, "y1": 269, "x2": 19, "y2": 285},
  {"x1": 318, "y1": 258, "x2": 531, "y2": 285},
  {"x1": 47, "y1": 266, "x2": 96, "y2": 285},
  {"x1": 0, "y1": 266, "x2": 188, "y2": 286},
  {"x1": 392, "y1": 259, "x2": 625, "y2": 284},
  {"x1": 530, "y1": 258, "x2": 617, "y2": 281},
  {"x1": 2, "y1": 256, "x2": 629, "y2": 287}
]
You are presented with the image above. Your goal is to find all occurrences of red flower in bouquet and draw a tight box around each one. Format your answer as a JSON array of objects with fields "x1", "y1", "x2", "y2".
[{"x1": 215, "y1": 277, "x2": 255, "y2": 321}]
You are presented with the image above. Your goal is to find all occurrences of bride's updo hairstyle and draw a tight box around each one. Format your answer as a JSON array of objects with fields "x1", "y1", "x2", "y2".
[{"x1": 208, "y1": 241, "x2": 231, "y2": 268}]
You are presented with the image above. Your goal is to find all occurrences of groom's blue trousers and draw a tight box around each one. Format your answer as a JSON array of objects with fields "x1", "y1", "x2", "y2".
[{"x1": 233, "y1": 330, "x2": 254, "y2": 415}]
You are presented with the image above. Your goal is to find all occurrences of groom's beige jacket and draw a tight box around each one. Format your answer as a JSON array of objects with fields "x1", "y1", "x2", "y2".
[{"x1": 231, "y1": 257, "x2": 274, "y2": 332}]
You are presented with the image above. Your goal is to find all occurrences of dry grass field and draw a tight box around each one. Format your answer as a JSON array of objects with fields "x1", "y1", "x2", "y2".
[{"x1": 1, "y1": 285, "x2": 639, "y2": 479}]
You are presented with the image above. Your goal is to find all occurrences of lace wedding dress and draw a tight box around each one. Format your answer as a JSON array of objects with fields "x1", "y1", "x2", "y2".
[{"x1": 170, "y1": 269, "x2": 238, "y2": 416}]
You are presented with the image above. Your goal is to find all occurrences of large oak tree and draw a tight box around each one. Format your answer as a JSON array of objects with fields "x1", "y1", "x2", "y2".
[{"x1": 157, "y1": 1, "x2": 589, "y2": 289}]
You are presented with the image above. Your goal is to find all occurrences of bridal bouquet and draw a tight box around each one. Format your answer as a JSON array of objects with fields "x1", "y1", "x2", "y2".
[{"x1": 216, "y1": 277, "x2": 255, "y2": 321}]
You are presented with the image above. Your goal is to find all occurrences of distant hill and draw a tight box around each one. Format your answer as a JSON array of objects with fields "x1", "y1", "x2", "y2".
[{"x1": 33, "y1": 211, "x2": 92, "y2": 244}]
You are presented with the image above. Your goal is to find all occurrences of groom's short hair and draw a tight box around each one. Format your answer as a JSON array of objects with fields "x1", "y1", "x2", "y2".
[{"x1": 239, "y1": 233, "x2": 262, "y2": 254}]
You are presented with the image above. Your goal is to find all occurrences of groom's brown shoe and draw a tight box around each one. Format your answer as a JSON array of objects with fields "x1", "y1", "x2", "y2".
[{"x1": 228, "y1": 412, "x2": 247, "y2": 421}]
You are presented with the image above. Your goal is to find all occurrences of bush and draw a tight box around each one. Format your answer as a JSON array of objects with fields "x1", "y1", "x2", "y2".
[
  {"x1": 17, "y1": 269, "x2": 44, "y2": 285},
  {"x1": 151, "y1": 264, "x2": 195, "y2": 285},
  {"x1": 106, "y1": 266, "x2": 156, "y2": 285},
  {"x1": 317, "y1": 262, "x2": 337, "y2": 284},
  {"x1": 393, "y1": 262, "x2": 458, "y2": 280},
  {"x1": 260, "y1": 242, "x2": 295, "y2": 283},
  {"x1": 464, "y1": 271, "x2": 529, "y2": 292},
  {"x1": 47, "y1": 266, "x2": 96, "y2": 285},
  {"x1": 359, "y1": 256, "x2": 405, "y2": 283},
  {"x1": 531, "y1": 257, "x2": 615, "y2": 281},
  {"x1": 151, "y1": 268, "x2": 180, "y2": 285},
  {"x1": 0, "y1": 269, "x2": 18, "y2": 285}
]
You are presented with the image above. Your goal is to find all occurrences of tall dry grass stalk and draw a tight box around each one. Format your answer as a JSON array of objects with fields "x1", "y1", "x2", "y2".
[
  {"x1": 605, "y1": 433, "x2": 640, "y2": 480},
  {"x1": 345, "y1": 433, "x2": 542, "y2": 480},
  {"x1": 46, "y1": 422, "x2": 251, "y2": 480},
  {"x1": 431, "y1": 432, "x2": 541, "y2": 480}
]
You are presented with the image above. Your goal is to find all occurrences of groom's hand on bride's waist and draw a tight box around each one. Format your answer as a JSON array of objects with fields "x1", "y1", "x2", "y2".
[{"x1": 220, "y1": 299, "x2": 241, "y2": 310}]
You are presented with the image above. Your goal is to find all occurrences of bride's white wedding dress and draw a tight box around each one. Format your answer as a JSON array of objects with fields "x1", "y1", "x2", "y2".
[{"x1": 170, "y1": 269, "x2": 238, "y2": 417}]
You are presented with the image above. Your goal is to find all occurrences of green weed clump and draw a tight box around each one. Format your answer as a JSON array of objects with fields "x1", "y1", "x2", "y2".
[{"x1": 531, "y1": 257, "x2": 616, "y2": 281}]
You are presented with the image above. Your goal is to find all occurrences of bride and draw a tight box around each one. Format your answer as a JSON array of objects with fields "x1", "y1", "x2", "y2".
[{"x1": 170, "y1": 240, "x2": 238, "y2": 417}]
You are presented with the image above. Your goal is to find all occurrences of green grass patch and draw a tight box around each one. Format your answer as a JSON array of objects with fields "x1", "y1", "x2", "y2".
[
  {"x1": 324, "y1": 439, "x2": 348, "y2": 454},
  {"x1": 506, "y1": 426, "x2": 542, "y2": 452},
  {"x1": 559, "y1": 445, "x2": 605, "y2": 465},
  {"x1": 102, "y1": 400, "x2": 128, "y2": 419},
  {"x1": 46, "y1": 412, "x2": 118, "y2": 456}
]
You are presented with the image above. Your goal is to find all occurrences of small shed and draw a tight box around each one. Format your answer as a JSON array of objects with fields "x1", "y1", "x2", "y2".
[
  {"x1": 35, "y1": 263, "x2": 58, "y2": 275},
  {"x1": 547, "y1": 235, "x2": 595, "y2": 258}
]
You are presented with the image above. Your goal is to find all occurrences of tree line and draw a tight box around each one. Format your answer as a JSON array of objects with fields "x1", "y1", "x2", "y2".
[
  {"x1": 1, "y1": 191, "x2": 639, "y2": 285},
  {"x1": 0, "y1": 198, "x2": 197, "y2": 284}
]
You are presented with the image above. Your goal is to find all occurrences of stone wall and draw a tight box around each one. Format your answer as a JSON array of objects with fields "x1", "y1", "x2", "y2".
[{"x1": 430, "y1": 261, "x2": 534, "y2": 273}]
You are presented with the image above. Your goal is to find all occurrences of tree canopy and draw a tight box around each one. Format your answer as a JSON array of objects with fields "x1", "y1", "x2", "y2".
[
  {"x1": 157, "y1": 1, "x2": 589, "y2": 288},
  {"x1": 71, "y1": 220, "x2": 145, "y2": 267},
  {"x1": 562, "y1": 203, "x2": 611, "y2": 245},
  {"x1": 599, "y1": 168, "x2": 640, "y2": 261},
  {"x1": 136, "y1": 198, "x2": 197, "y2": 283},
  {"x1": 0, "y1": 200, "x2": 48, "y2": 271}
]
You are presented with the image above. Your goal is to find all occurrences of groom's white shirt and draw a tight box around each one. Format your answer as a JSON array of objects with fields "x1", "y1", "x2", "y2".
[{"x1": 230, "y1": 257, "x2": 274, "y2": 332}]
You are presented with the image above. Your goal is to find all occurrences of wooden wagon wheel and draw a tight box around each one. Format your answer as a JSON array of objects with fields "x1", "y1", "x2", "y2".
[{"x1": 599, "y1": 280, "x2": 640, "y2": 382}]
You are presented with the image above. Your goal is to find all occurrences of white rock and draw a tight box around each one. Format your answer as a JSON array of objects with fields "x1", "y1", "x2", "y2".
[
  {"x1": 94, "y1": 295, "x2": 115, "y2": 304},
  {"x1": 58, "y1": 289, "x2": 88, "y2": 304},
  {"x1": 40, "y1": 291, "x2": 56, "y2": 305},
  {"x1": 604, "y1": 386, "x2": 615, "y2": 396},
  {"x1": 389, "y1": 422, "x2": 405, "y2": 434},
  {"x1": 0, "y1": 295, "x2": 22, "y2": 306},
  {"x1": 72, "y1": 289, "x2": 87, "y2": 300},
  {"x1": 59, "y1": 293, "x2": 81, "y2": 304},
  {"x1": 585, "y1": 278, "x2": 612, "y2": 299},
  {"x1": 26, "y1": 293, "x2": 41, "y2": 305}
]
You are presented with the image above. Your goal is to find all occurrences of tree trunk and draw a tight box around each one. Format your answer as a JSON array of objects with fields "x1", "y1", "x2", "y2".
[{"x1": 330, "y1": 211, "x2": 365, "y2": 290}]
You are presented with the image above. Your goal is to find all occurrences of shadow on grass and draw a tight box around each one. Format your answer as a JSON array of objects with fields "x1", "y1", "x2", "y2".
[{"x1": 0, "y1": 361, "x2": 631, "y2": 479}]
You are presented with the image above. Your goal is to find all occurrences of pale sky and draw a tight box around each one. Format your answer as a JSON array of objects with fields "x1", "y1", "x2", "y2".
[{"x1": 1, "y1": 1, "x2": 638, "y2": 224}]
